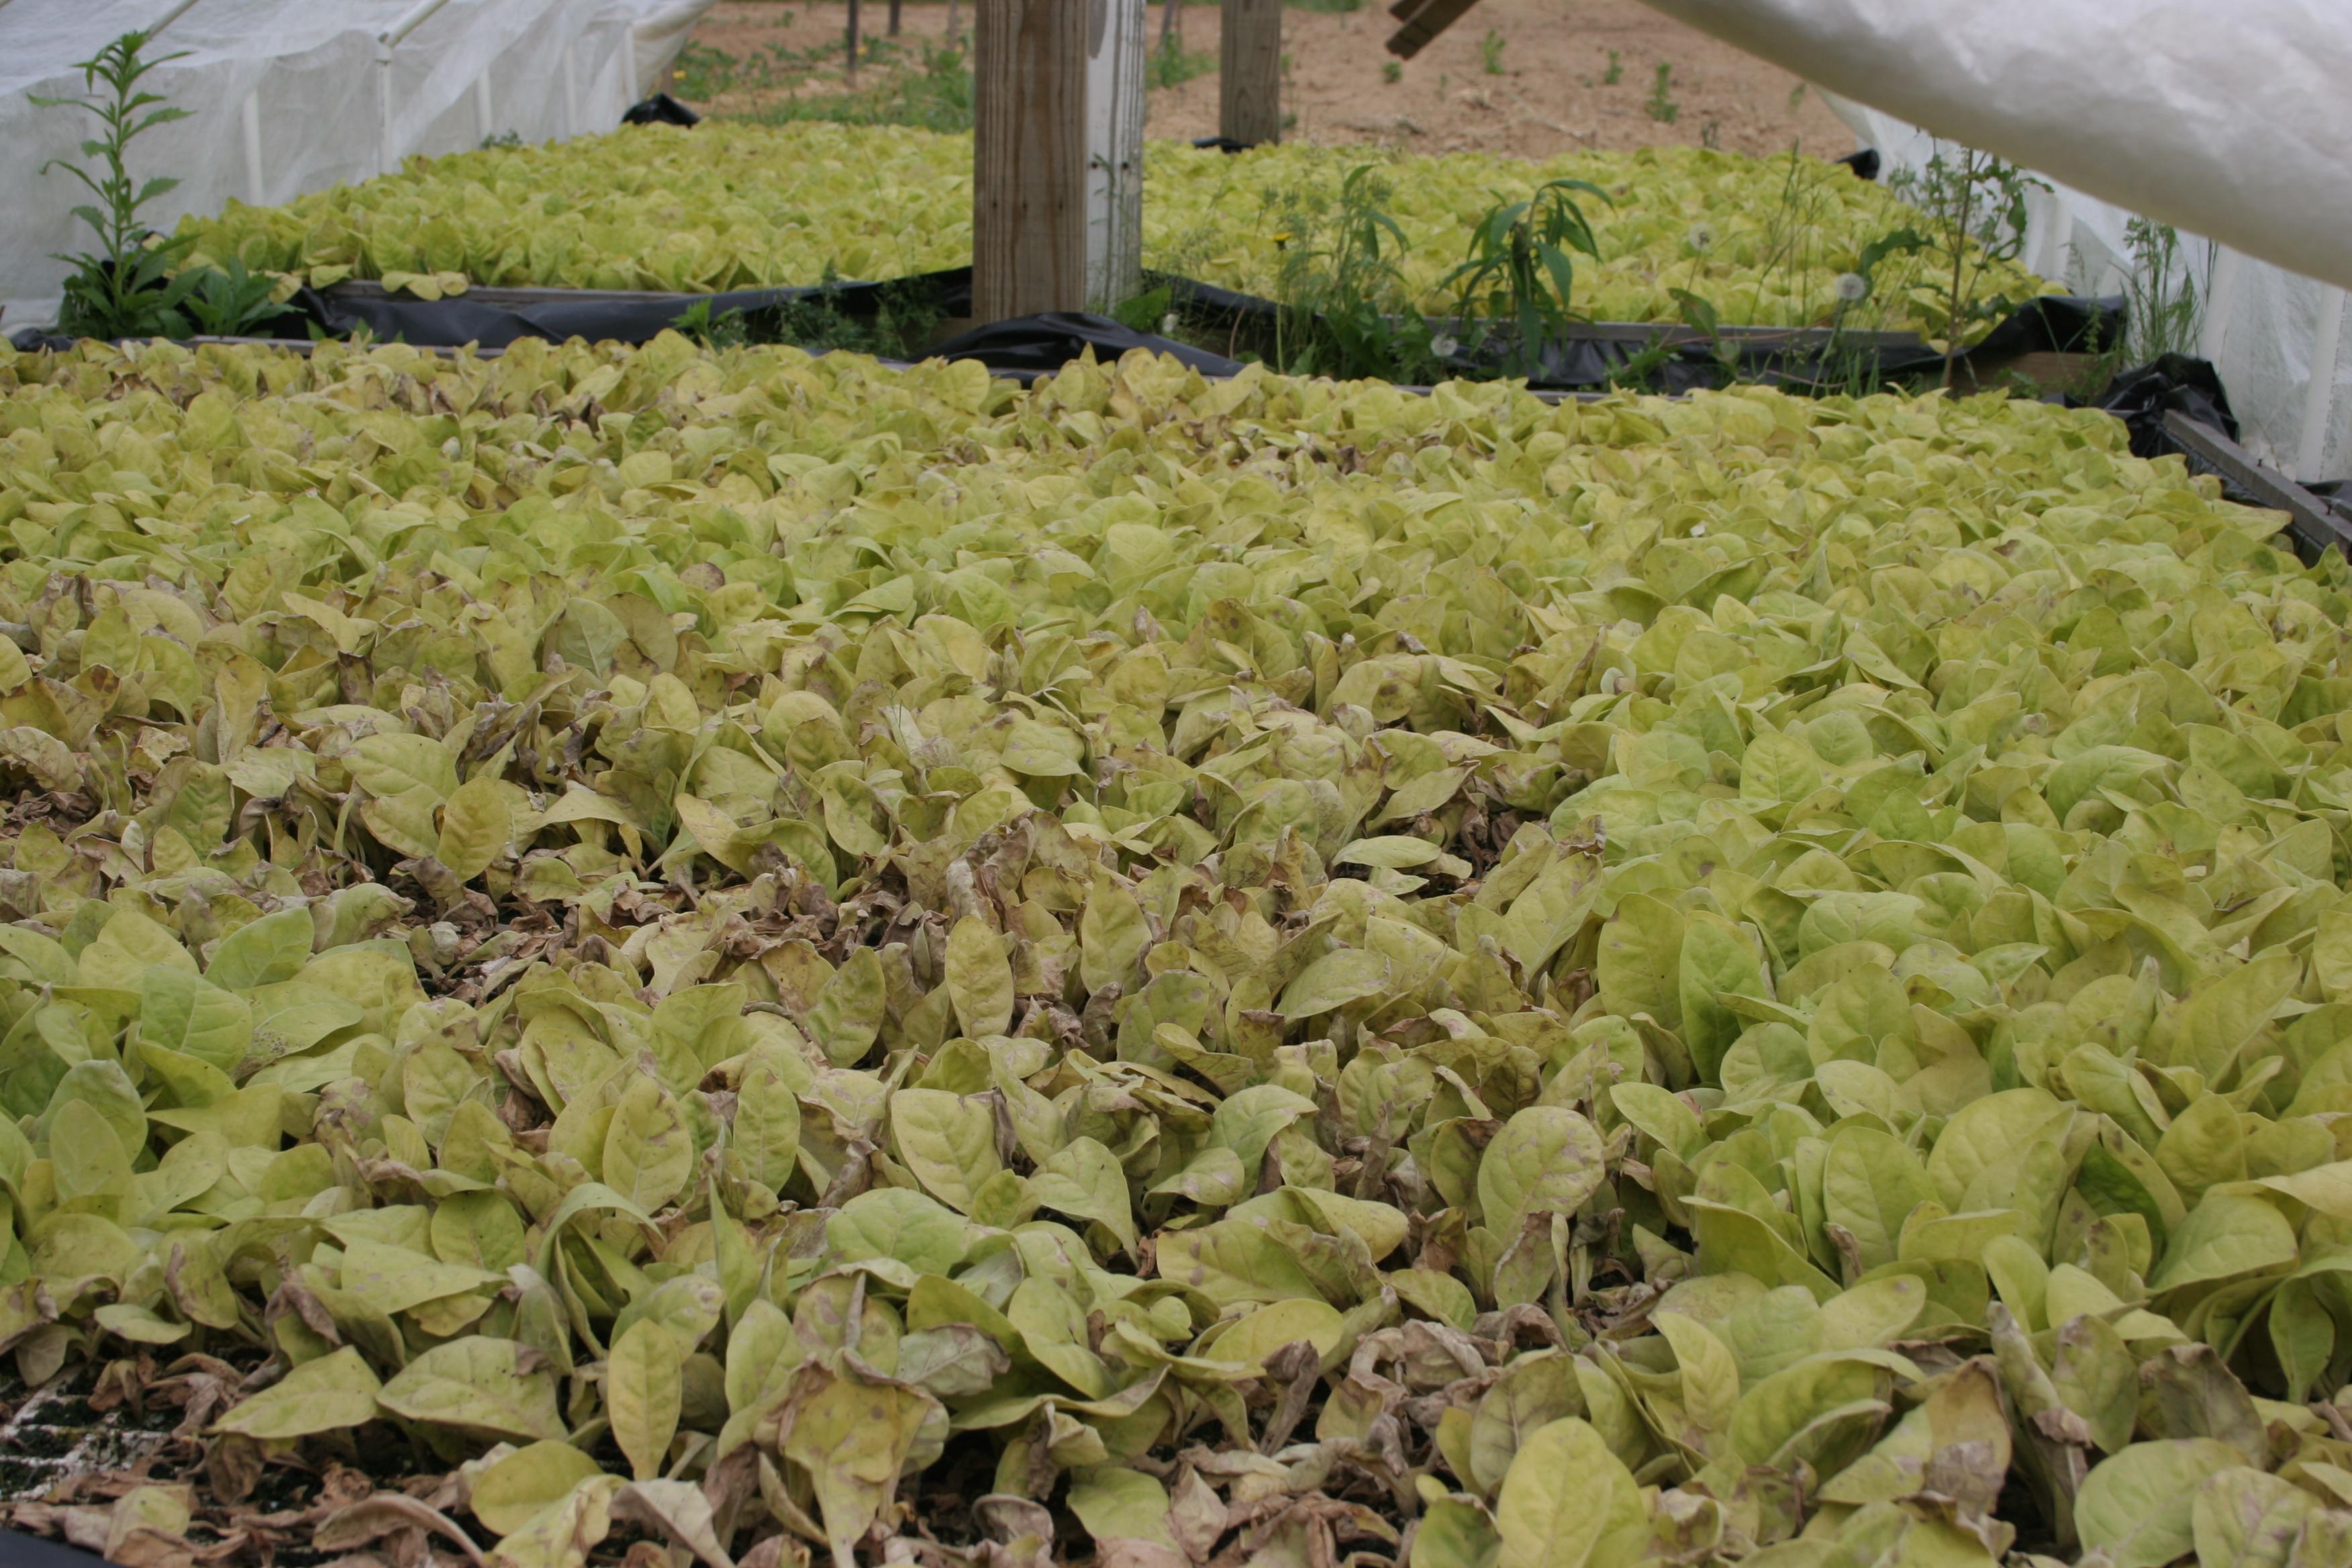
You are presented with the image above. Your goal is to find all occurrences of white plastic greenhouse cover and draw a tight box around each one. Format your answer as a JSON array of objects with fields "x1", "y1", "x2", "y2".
[
  {"x1": 1642, "y1": 0, "x2": 2352, "y2": 481},
  {"x1": 0, "y1": 0, "x2": 716, "y2": 332}
]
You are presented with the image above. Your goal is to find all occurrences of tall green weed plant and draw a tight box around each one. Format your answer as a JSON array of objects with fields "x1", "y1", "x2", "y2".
[{"x1": 34, "y1": 30, "x2": 281, "y2": 341}]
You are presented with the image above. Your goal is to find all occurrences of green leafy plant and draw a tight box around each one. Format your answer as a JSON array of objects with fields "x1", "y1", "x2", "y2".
[
  {"x1": 33, "y1": 30, "x2": 280, "y2": 342},
  {"x1": 1603, "y1": 49, "x2": 1624, "y2": 86},
  {"x1": 1480, "y1": 30, "x2": 1506, "y2": 75},
  {"x1": 1646, "y1": 62, "x2": 1679, "y2": 124},
  {"x1": 4, "y1": 334, "x2": 2351, "y2": 1568},
  {"x1": 2122, "y1": 217, "x2": 2208, "y2": 362},
  {"x1": 761, "y1": 40, "x2": 973, "y2": 131},
  {"x1": 673, "y1": 297, "x2": 750, "y2": 349},
  {"x1": 179, "y1": 258, "x2": 284, "y2": 338},
  {"x1": 1441, "y1": 177, "x2": 1609, "y2": 376},
  {"x1": 1261, "y1": 165, "x2": 1441, "y2": 383},
  {"x1": 185, "y1": 130, "x2": 2055, "y2": 339},
  {"x1": 1148, "y1": 40, "x2": 1215, "y2": 91},
  {"x1": 1381, "y1": 60, "x2": 1403, "y2": 86},
  {"x1": 668, "y1": 40, "x2": 740, "y2": 98},
  {"x1": 1606, "y1": 329, "x2": 1677, "y2": 391},
  {"x1": 772, "y1": 272, "x2": 943, "y2": 357},
  {"x1": 1888, "y1": 142, "x2": 2046, "y2": 382},
  {"x1": 32, "y1": 31, "x2": 201, "y2": 339},
  {"x1": 1111, "y1": 282, "x2": 1175, "y2": 335}
]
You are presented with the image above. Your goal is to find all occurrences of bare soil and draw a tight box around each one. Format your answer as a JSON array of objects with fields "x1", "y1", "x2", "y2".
[{"x1": 677, "y1": 1, "x2": 1857, "y2": 161}]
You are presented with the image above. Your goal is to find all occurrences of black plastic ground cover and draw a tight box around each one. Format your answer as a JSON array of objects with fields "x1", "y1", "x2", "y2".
[
  {"x1": 0, "y1": 1527, "x2": 104, "y2": 1565},
  {"x1": 307, "y1": 273, "x2": 1242, "y2": 379},
  {"x1": 289, "y1": 270, "x2": 2119, "y2": 396},
  {"x1": 303, "y1": 267, "x2": 977, "y2": 350},
  {"x1": 1166, "y1": 273, "x2": 2126, "y2": 393},
  {"x1": 926, "y1": 311, "x2": 1242, "y2": 378},
  {"x1": 3, "y1": 258, "x2": 2121, "y2": 399}
]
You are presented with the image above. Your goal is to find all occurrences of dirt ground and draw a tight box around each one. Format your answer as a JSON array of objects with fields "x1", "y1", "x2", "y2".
[{"x1": 677, "y1": 1, "x2": 1857, "y2": 160}]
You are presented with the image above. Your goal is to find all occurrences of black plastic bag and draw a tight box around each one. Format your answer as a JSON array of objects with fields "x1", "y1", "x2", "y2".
[
  {"x1": 622, "y1": 93, "x2": 701, "y2": 127},
  {"x1": 2093, "y1": 353, "x2": 2239, "y2": 458}
]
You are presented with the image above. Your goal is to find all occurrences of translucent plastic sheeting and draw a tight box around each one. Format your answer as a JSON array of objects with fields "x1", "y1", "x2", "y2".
[
  {"x1": 0, "y1": 0, "x2": 716, "y2": 330},
  {"x1": 1824, "y1": 93, "x2": 2352, "y2": 486},
  {"x1": 1640, "y1": 0, "x2": 2352, "y2": 293},
  {"x1": 1641, "y1": 0, "x2": 2352, "y2": 482}
]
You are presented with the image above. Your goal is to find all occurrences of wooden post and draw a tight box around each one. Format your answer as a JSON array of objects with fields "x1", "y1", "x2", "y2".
[
  {"x1": 846, "y1": 0, "x2": 861, "y2": 85},
  {"x1": 946, "y1": 0, "x2": 962, "y2": 45},
  {"x1": 1387, "y1": 0, "x2": 1483, "y2": 60},
  {"x1": 1087, "y1": 0, "x2": 1148, "y2": 312},
  {"x1": 1161, "y1": 0, "x2": 1182, "y2": 52},
  {"x1": 888, "y1": 0, "x2": 902, "y2": 37},
  {"x1": 974, "y1": 0, "x2": 1089, "y2": 322},
  {"x1": 1221, "y1": 0, "x2": 1282, "y2": 146}
]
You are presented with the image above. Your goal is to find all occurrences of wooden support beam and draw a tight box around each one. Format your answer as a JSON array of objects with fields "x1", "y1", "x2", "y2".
[
  {"x1": 2164, "y1": 411, "x2": 2352, "y2": 560},
  {"x1": 887, "y1": 0, "x2": 902, "y2": 37},
  {"x1": 1220, "y1": 0, "x2": 1283, "y2": 146},
  {"x1": 1387, "y1": 0, "x2": 1484, "y2": 60},
  {"x1": 974, "y1": 0, "x2": 1089, "y2": 322},
  {"x1": 1087, "y1": 0, "x2": 1148, "y2": 312},
  {"x1": 846, "y1": 0, "x2": 862, "y2": 85}
]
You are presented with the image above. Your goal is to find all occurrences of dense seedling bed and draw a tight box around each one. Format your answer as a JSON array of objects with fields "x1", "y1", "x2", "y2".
[
  {"x1": 0, "y1": 336, "x2": 2349, "y2": 1568},
  {"x1": 178, "y1": 128, "x2": 2044, "y2": 339}
]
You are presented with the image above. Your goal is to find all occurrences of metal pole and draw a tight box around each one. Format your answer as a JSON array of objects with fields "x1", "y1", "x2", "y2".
[
  {"x1": 2202, "y1": 246, "x2": 2244, "y2": 366},
  {"x1": 375, "y1": 0, "x2": 456, "y2": 177},
  {"x1": 560, "y1": 40, "x2": 580, "y2": 140},
  {"x1": 2297, "y1": 287, "x2": 2345, "y2": 483},
  {"x1": 240, "y1": 89, "x2": 264, "y2": 202},
  {"x1": 150, "y1": 0, "x2": 207, "y2": 34}
]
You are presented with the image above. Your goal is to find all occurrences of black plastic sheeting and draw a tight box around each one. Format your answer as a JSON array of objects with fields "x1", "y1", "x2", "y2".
[
  {"x1": 927, "y1": 312, "x2": 1240, "y2": 379},
  {"x1": 622, "y1": 92, "x2": 703, "y2": 127},
  {"x1": 5, "y1": 277, "x2": 2124, "y2": 399},
  {"x1": 1163, "y1": 273, "x2": 2126, "y2": 395},
  {"x1": 0, "y1": 1528, "x2": 103, "y2": 1565},
  {"x1": 2089, "y1": 353, "x2": 2241, "y2": 456},
  {"x1": 301, "y1": 268, "x2": 975, "y2": 351}
]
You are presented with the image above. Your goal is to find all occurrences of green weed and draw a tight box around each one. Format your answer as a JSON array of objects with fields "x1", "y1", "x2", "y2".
[
  {"x1": 1148, "y1": 41, "x2": 1215, "y2": 91},
  {"x1": 1645, "y1": 63, "x2": 1679, "y2": 124},
  {"x1": 33, "y1": 30, "x2": 282, "y2": 340}
]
